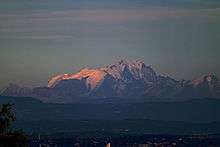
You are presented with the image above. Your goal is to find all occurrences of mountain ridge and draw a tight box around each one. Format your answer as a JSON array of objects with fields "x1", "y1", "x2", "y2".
[{"x1": 1, "y1": 59, "x2": 220, "y2": 103}]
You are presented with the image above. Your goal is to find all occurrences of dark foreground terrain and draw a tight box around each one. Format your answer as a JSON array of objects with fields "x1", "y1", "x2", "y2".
[
  {"x1": 1, "y1": 96, "x2": 220, "y2": 146},
  {"x1": 1, "y1": 96, "x2": 220, "y2": 123},
  {"x1": 28, "y1": 134, "x2": 220, "y2": 147}
]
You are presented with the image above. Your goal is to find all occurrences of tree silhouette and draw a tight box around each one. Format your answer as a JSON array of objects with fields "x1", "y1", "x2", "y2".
[{"x1": 0, "y1": 103, "x2": 26, "y2": 147}]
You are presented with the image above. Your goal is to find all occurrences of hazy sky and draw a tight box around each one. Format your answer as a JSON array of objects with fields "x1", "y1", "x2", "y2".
[{"x1": 0, "y1": 0, "x2": 220, "y2": 88}]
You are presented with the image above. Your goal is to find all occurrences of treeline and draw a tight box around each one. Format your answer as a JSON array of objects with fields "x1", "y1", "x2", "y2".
[{"x1": 0, "y1": 103, "x2": 26, "y2": 147}]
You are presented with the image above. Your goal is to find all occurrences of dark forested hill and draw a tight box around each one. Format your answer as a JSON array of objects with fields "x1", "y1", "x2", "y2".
[
  {"x1": 1, "y1": 96, "x2": 220, "y2": 123},
  {"x1": 1, "y1": 96, "x2": 220, "y2": 134}
]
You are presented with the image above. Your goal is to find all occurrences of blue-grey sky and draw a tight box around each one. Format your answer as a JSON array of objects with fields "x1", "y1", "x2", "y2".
[{"x1": 0, "y1": 0, "x2": 220, "y2": 88}]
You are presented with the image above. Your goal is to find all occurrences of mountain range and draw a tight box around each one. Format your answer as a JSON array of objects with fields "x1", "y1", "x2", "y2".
[{"x1": 1, "y1": 59, "x2": 220, "y2": 103}]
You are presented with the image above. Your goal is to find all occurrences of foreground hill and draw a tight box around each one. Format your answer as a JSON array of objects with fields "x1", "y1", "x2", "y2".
[
  {"x1": 1, "y1": 96, "x2": 220, "y2": 134},
  {"x1": 1, "y1": 96, "x2": 220, "y2": 123}
]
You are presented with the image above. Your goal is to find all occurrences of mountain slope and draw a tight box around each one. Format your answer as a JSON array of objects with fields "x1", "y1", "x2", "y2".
[
  {"x1": 1, "y1": 59, "x2": 220, "y2": 103},
  {"x1": 44, "y1": 59, "x2": 179, "y2": 102},
  {"x1": 177, "y1": 74, "x2": 220, "y2": 99}
]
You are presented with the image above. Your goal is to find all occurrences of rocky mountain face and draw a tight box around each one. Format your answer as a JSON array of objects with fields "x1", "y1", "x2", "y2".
[
  {"x1": 1, "y1": 60, "x2": 220, "y2": 103},
  {"x1": 177, "y1": 74, "x2": 220, "y2": 99},
  {"x1": 0, "y1": 83, "x2": 32, "y2": 97}
]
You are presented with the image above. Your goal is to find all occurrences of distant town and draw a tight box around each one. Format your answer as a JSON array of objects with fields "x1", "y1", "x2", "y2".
[{"x1": 29, "y1": 134, "x2": 220, "y2": 147}]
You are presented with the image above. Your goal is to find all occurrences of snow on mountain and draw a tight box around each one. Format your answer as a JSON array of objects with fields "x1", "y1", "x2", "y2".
[
  {"x1": 1, "y1": 59, "x2": 220, "y2": 103},
  {"x1": 190, "y1": 74, "x2": 219, "y2": 88},
  {"x1": 103, "y1": 59, "x2": 157, "y2": 83},
  {"x1": 176, "y1": 74, "x2": 220, "y2": 99},
  {"x1": 48, "y1": 59, "x2": 157, "y2": 89},
  {"x1": 44, "y1": 59, "x2": 176, "y2": 101},
  {"x1": 48, "y1": 68, "x2": 108, "y2": 91}
]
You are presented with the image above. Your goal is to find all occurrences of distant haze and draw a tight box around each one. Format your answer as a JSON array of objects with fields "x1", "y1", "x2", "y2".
[{"x1": 0, "y1": 0, "x2": 220, "y2": 89}]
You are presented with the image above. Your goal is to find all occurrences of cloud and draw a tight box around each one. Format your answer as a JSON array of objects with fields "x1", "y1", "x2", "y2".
[
  {"x1": 0, "y1": 35, "x2": 75, "y2": 40},
  {"x1": 1, "y1": 7, "x2": 220, "y2": 23},
  {"x1": 0, "y1": 7, "x2": 220, "y2": 40}
]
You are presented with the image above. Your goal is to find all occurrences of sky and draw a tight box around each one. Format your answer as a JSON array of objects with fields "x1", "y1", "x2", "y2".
[{"x1": 0, "y1": 0, "x2": 220, "y2": 89}]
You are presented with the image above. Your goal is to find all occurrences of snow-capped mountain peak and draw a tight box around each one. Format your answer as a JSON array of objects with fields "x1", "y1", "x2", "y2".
[
  {"x1": 104, "y1": 59, "x2": 157, "y2": 82},
  {"x1": 70, "y1": 68, "x2": 108, "y2": 90},
  {"x1": 2, "y1": 59, "x2": 219, "y2": 103},
  {"x1": 48, "y1": 59, "x2": 156, "y2": 89},
  {"x1": 190, "y1": 73, "x2": 219, "y2": 87},
  {"x1": 48, "y1": 68, "x2": 108, "y2": 90}
]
